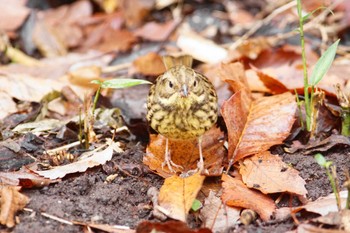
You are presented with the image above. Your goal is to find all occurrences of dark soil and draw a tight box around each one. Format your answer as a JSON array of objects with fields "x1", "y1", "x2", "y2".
[{"x1": 2, "y1": 142, "x2": 348, "y2": 233}]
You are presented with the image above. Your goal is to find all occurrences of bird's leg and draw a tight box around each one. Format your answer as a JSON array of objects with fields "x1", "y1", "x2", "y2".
[
  {"x1": 162, "y1": 138, "x2": 183, "y2": 173},
  {"x1": 197, "y1": 136, "x2": 204, "y2": 171}
]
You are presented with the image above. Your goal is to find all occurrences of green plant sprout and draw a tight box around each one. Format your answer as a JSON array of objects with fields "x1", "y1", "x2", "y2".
[
  {"x1": 191, "y1": 199, "x2": 202, "y2": 212},
  {"x1": 315, "y1": 153, "x2": 342, "y2": 211},
  {"x1": 91, "y1": 78, "x2": 152, "y2": 115},
  {"x1": 296, "y1": 0, "x2": 339, "y2": 132}
]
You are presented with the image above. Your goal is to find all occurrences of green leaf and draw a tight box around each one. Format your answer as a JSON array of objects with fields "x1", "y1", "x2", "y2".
[
  {"x1": 302, "y1": 7, "x2": 329, "y2": 22},
  {"x1": 91, "y1": 78, "x2": 152, "y2": 89},
  {"x1": 315, "y1": 153, "x2": 327, "y2": 167},
  {"x1": 91, "y1": 80, "x2": 102, "y2": 85},
  {"x1": 191, "y1": 199, "x2": 202, "y2": 212},
  {"x1": 309, "y1": 39, "x2": 340, "y2": 86}
]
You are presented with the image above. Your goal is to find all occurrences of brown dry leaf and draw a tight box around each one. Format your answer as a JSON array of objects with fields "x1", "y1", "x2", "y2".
[
  {"x1": 200, "y1": 190, "x2": 240, "y2": 232},
  {"x1": 94, "y1": 29, "x2": 137, "y2": 52},
  {"x1": 0, "y1": 185, "x2": 29, "y2": 228},
  {"x1": 302, "y1": 191, "x2": 348, "y2": 216},
  {"x1": 136, "y1": 220, "x2": 211, "y2": 233},
  {"x1": 285, "y1": 134, "x2": 350, "y2": 154},
  {"x1": 0, "y1": 50, "x2": 113, "y2": 81},
  {"x1": 177, "y1": 29, "x2": 228, "y2": 64},
  {"x1": 158, "y1": 172, "x2": 205, "y2": 222},
  {"x1": 254, "y1": 68, "x2": 289, "y2": 94},
  {"x1": 119, "y1": 0, "x2": 155, "y2": 28},
  {"x1": 0, "y1": 0, "x2": 29, "y2": 32},
  {"x1": 239, "y1": 152, "x2": 307, "y2": 195},
  {"x1": 233, "y1": 37, "x2": 271, "y2": 60},
  {"x1": 135, "y1": 20, "x2": 178, "y2": 41},
  {"x1": 68, "y1": 65, "x2": 109, "y2": 88},
  {"x1": 219, "y1": 63, "x2": 251, "y2": 158},
  {"x1": 0, "y1": 169, "x2": 57, "y2": 187},
  {"x1": 33, "y1": 0, "x2": 92, "y2": 57},
  {"x1": 295, "y1": 223, "x2": 347, "y2": 233},
  {"x1": 132, "y1": 52, "x2": 166, "y2": 76},
  {"x1": 244, "y1": 44, "x2": 319, "y2": 91},
  {"x1": 231, "y1": 92, "x2": 297, "y2": 162},
  {"x1": 314, "y1": 209, "x2": 350, "y2": 232},
  {"x1": 33, "y1": 142, "x2": 120, "y2": 179},
  {"x1": 0, "y1": 74, "x2": 67, "y2": 102},
  {"x1": 144, "y1": 127, "x2": 226, "y2": 178},
  {"x1": 80, "y1": 12, "x2": 124, "y2": 49},
  {"x1": 221, "y1": 174, "x2": 276, "y2": 221}
]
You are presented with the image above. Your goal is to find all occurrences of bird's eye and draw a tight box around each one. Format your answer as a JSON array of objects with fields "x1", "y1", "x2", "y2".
[
  {"x1": 193, "y1": 80, "x2": 197, "y2": 87},
  {"x1": 169, "y1": 81, "x2": 173, "y2": 88}
]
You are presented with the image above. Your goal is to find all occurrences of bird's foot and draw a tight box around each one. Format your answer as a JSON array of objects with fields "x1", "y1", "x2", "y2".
[{"x1": 161, "y1": 154, "x2": 183, "y2": 173}]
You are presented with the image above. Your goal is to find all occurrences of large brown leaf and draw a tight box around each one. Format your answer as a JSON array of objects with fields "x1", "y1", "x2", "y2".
[
  {"x1": 239, "y1": 152, "x2": 307, "y2": 195},
  {"x1": 158, "y1": 172, "x2": 205, "y2": 222},
  {"x1": 223, "y1": 92, "x2": 297, "y2": 163},
  {"x1": 144, "y1": 127, "x2": 226, "y2": 177},
  {"x1": 221, "y1": 174, "x2": 276, "y2": 221},
  {"x1": 219, "y1": 63, "x2": 251, "y2": 159}
]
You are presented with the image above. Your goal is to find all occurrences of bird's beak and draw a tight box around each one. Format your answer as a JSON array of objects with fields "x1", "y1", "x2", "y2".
[{"x1": 180, "y1": 84, "x2": 188, "y2": 97}]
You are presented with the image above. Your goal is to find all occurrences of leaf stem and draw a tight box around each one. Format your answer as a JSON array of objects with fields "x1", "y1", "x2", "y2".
[{"x1": 297, "y1": 0, "x2": 311, "y2": 131}]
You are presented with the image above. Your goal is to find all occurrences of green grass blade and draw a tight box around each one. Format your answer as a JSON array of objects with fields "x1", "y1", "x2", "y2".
[
  {"x1": 91, "y1": 78, "x2": 152, "y2": 89},
  {"x1": 309, "y1": 39, "x2": 340, "y2": 86}
]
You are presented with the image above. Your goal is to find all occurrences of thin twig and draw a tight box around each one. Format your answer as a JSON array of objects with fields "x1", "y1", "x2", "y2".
[{"x1": 229, "y1": 0, "x2": 297, "y2": 50}]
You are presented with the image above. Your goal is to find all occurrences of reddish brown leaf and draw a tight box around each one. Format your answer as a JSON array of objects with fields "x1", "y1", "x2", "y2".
[
  {"x1": 221, "y1": 91, "x2": 249, "y2": 159},
  {"x1": 132, "y1": 52, "x2": 166, "y2": 76},
  {"x1": 119, "y1": 0, "x2": 154, "y2": 28},
  {"x1": 144, "y1": 127, "x2": 225, "y2": 177},
  {"x1": 221, "y1": 174, "x2": 276, "y2": 221},
  {"x1": 233, "y1": 92, "x2": 297, "y2": 162},
  {"x1": 94, "y1": 29, "x2": 137, "y2": 52},
  {"x1": 135, "y1": 20, "x2": 177, "y2": 41},
  {"x1": 0, "y1": 186, "x2": 29, "y2": 228},
  {"x1": 244, "y1": 45, "x2": 319, "y2": 91},
  {"x1": 239, "y1": 152, "x2": 307, "y2": 195},
  {"x1": 0, "y1": 169, "x2": 57, "y2": 188},
  {"x1": 158, "y1": 172, "x2": 205, "y2": 221},
  {"x1": 136, "y1": 220, "x2": 212, "y2": 233},
  {"x1": 254, "y1": 68, "x2": 289, "y2": 94}
]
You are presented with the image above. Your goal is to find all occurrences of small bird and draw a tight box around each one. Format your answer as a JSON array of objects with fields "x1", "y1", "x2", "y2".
[{"x1": 146, "y1": 54, "x2": 218, "y2": 173}]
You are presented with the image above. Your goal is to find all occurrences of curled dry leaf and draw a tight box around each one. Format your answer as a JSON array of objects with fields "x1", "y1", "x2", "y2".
[
  {"x1": 302, "y1": 191, "x2": 348, "y2": 216},
  {"x1": 239, "y1": 151, "x2": 307, "y2": 195},
  {"x1": 132, "y1": 52, "x2": 166, "y2": 76},
  {"x1": 135, "y1": 20, "x2": 178, "y2": 41},
  {"x1": 144, "y1": 127, "x2": 226, "y2": 178},
  {"x1": 33, "y1": 142, "x2": 120, "y2": 179},
  {"x1": 0, "y1": 186, "x2": 29, "y2": 228},
  {"x1": 219, "y1": 62, "x2": 251, "y2": 158},
  {"x1": 0, "y1": 169, "x2": 57, "y2": 188},
  {"x1": 225, "y1": 92, "x2": 297, "y2": 163},
  {"x1": 221, "y1": 174, "x2": 276, "y2": 221},
  {"x1": 158, "y1": 172, "x2": 205, "y2": 222},
  {"x1": 253, "y1": 67, "x2": 289, "y2": 94},
  {"x1": 200, "y1": 190, "x2": 240, "y2": 232}
]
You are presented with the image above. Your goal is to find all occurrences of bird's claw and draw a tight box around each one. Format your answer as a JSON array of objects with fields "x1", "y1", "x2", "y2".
[{"x1": 162, "y1": 155, "x2": 183, "y2": 173}]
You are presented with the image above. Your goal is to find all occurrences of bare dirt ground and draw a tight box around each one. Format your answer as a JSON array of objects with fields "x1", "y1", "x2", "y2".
[{"x1": 4, "y1": 143, "x2": 348, "y2": 233}]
